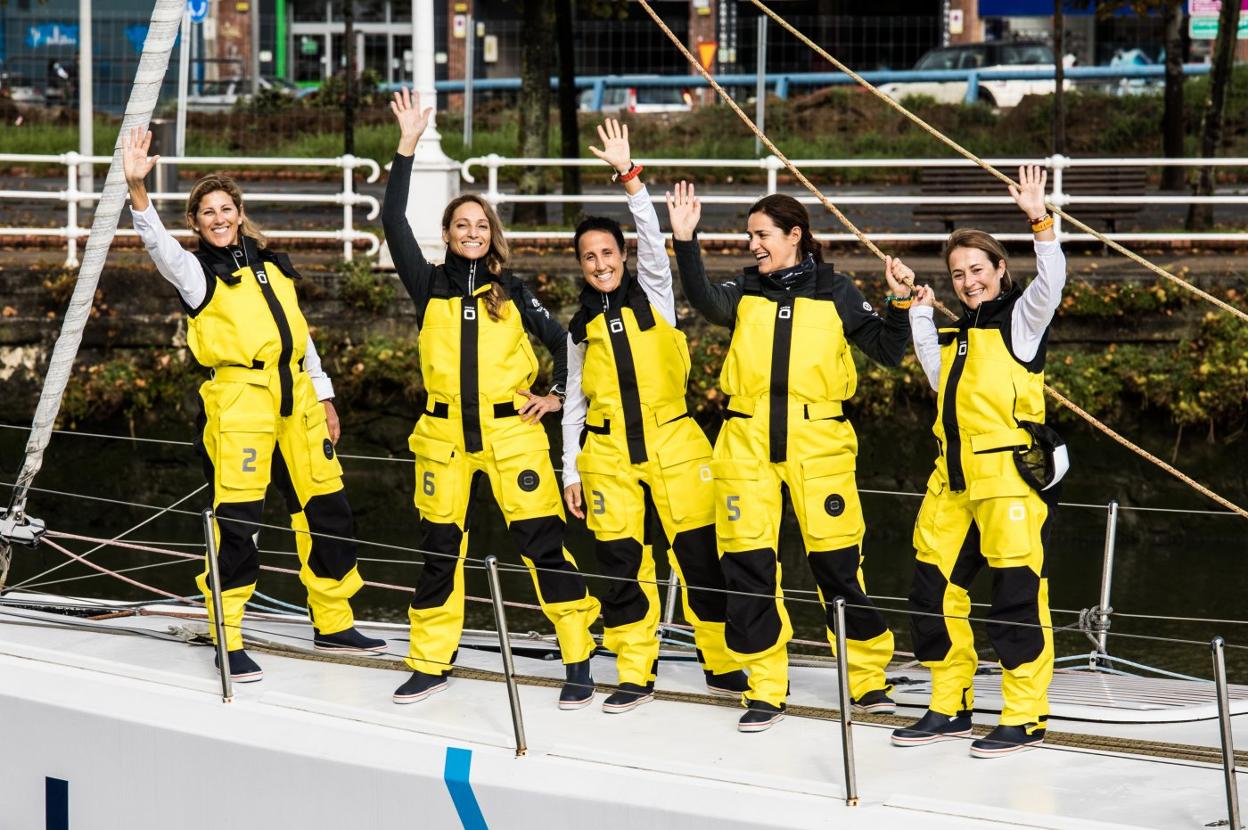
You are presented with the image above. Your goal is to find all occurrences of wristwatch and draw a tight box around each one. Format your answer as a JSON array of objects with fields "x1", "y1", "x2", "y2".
[{"x1": 549, "y1": 383, "x2": 566, "y2": 402}]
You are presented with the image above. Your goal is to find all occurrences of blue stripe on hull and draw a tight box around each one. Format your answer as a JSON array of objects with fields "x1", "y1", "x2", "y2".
[{"x1": 444, "y1": 747, "x2": 488, "y2": 830}]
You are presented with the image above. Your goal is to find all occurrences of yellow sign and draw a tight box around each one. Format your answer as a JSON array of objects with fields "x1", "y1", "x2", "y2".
[{"x1": 697, "y1": 42, "x2": 717, "y2": 70}]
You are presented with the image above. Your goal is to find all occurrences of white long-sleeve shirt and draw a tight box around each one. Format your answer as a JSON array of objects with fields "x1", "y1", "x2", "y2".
[
  {"x1": 561, "y1": 185, "x2": 676, "y2": 487},
  {"x1": 130, "y1": 203, "x2": 335, "y2": 401},
  {"x1": 909, "y1": 238, "x2": 1066, "y2": 391}
]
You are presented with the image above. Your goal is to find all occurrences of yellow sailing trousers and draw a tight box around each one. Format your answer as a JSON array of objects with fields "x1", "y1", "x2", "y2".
[
  {"x1": 577, "y1": 411, "x2": 738, "y2": 687},
  {"x1": 406, "y1": 399, "x2": 600, "y2": 674},
  {"x1": 195, "y1": 367, "x2": 363, "y2": 651},
  {"x1": 910, "y1": 469, "x2": 1056, "y2": 728},
  {"x1": 712, "y1": 402, "x2": 894, "y2": 707}
]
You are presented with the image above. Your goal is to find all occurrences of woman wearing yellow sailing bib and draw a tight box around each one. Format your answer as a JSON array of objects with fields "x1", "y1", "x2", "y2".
[
  {"x1": 123, "y1": 128, "x2": 385, "y2": 684},
  {"x1": 667, "y1": 183, "x2": 912, "y2": 732},
  {"x1": 383, "y1": 89, "x2": 600, "y2": 708},
  {"x1": 891, "y1": 165, "x2": 1068, "y2": 758}
]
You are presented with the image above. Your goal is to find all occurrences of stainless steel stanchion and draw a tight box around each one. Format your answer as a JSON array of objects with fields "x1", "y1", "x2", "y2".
[
  {"x1": 1212, "y1": 637, "x2": 1241, "y2": 830},
  {"x1": 1095, "y1": 500, "x2": 1119, "y2": 657},
  {"x1": 201, "y1": 508, "x2": 233, "y2": 703},
  {"x1": 485, "y1": 555, "x2": 527, "y2": 757},
  {"x1": 662, "y1": 568, "x2": 679, "y2": 628},
  {"x1": 833, "y1": 597, "x2": 859, "y2": 807}
]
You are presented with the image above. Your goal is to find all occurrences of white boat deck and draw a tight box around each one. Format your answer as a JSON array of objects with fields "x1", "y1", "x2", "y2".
[{"x1": 0, "y1": 600, "x2": 1243, "y2": 829}]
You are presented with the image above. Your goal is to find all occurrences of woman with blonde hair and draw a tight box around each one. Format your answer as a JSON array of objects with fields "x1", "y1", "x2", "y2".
[
  {"x1": 383, "y1": 90, "x2": 600, "y2": 708},
  {"x1": 123, "y1": 127, "x2": 385, "y2": 683}
]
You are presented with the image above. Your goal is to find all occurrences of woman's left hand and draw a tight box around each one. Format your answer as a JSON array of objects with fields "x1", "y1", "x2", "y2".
[
  {"x1": 883, "y1": 255, "x2": 914, "y2": 298},
  {"x1": 323, "y1": 400, "x2": 341, "y2": 445},
  {"x1": 517, "y1": 388, "x2": 561, "y2": 423},
  {"x1": 1009, "y1": 164, "x2": 1049, "y2": 221}
]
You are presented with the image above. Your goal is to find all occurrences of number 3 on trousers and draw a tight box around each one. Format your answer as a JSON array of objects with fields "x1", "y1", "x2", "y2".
[
  {"x1": 725, "y1": 494, "x2": 741, "y2": 521},
  {"x1": 591, "y1": 490, "x2": 605, "y2": 515},
  {"x1": 422, "y1": 471, "x2": 436, "y2": 496}
]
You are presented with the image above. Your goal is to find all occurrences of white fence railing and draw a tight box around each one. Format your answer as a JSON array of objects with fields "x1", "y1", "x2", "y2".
[
  {"x1": 0, "y1": 152, "x2": 382, "y2": 266},
  {"x1": 460, "y1": 153, "x2": 1248, "y2": 245}
]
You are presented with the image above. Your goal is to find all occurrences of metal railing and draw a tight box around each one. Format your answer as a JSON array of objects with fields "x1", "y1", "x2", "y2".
[
  {"x1": 420, "y1": 63, "x2": 1213, "y2": 107},
  {"x1": 461, "y1": 152, "x2": 1248, "y2": 244},
  {"x1": 0, "y1": 152, "x2": 383, "y2": 266}
]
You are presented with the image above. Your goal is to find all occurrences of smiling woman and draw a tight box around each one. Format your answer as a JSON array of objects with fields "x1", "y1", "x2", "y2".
[{"x1": 119, "y1": 126, "x2": 389, "y2": 683}]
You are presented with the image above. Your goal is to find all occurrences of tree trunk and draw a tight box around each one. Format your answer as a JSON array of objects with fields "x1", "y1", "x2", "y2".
[
  {"x1": 1052, "y1": 0, "x2": 1065, "y2": 156},
  {"x1": 344, "y1": 0, "x2": 355, "y2": 156},
  {"x1": 515, "y1": 0, "x2": 554, "y2": 226},
  {"x1": 555, "y1": 0, "x2": 581, "y2": 226},
  {"x1": 1161, "y1": 0, "x2": 1186, "y2": 190},
  {"x1": 1186, "y1": 0, "x2": 1240, "y2": 230}
]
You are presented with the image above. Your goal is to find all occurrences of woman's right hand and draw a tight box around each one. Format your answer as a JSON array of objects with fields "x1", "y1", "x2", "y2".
[
  {"x1": 913, "y1": 284, "x2": 935, "y2": 307},
  {"x1": 564, "y1": 483, "x2": 585, "y2": 520},
  {"x1": 665, "y1": 181, "x2": 702, "y2": 241},
  {"x1": 391, "y1": 87, "x2": 433, "y2": 155},
  {"x1": 122, "y1": 126, "x2": 157, "y2": 187}
]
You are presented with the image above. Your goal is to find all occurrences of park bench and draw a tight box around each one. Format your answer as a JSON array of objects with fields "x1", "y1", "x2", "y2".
[{"x1": 913, "y1": 166, "x2": 1148, "y2": 232}]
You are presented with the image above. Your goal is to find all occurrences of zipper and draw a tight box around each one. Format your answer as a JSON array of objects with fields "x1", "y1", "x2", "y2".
[{"x1": 468, "y1": 259, "x2": 477, "y2": 294}]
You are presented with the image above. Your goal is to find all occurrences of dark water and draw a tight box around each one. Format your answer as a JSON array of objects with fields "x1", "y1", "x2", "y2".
[{"x1": 2, "y1": 408, "x2": 1246, "y2": 682}]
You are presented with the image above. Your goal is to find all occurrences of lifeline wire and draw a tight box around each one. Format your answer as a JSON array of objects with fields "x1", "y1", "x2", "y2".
[
  {"x1": 747, "y1": 0, "x2": 1248, "y2": 326},
  {"x1": 5, "y1": 0, "x2": 188, "y2": 522},
  {"x1": 632, "y1": 0, "x2": 1248, "y2": 521}
]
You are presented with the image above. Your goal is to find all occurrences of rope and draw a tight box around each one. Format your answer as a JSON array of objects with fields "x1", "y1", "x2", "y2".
[
  {"x1": 5, "y1": 0, "x2": 188, "y2": 523},
  {"x1": 747, "y1": 0, "x2": 1248, "y2": 326},
  {"x1": 40, "y1": 537, "x2": 196, "y2": 604},
  {"x1": 634, "y1": 0, "x2": 1248, "y2": 521},
  {"x1": 1045, "y1": 388, "x2": 1247, "y2": 519}
]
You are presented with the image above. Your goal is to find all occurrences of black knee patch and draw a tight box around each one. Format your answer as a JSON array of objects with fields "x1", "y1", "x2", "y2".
[
  {"x1": 411, "y1": 519, "x2": 464, "y2": 610},
  {"x1": 509, "y1": 515, "x2": 587, "y2": 604},
  {"x1": 950, "y1": 523, "x2": 985, "y2": 590},
  {"x1": 807, "y1": 545, "x2": 889, "y2": 641},
  {"x1": 988, "y1": 565, "x2": 1044, "y2": 670},
  {"x1": 721, "y1": 548, "x2": 782, "y2": 655},
  {"x1": 303, "y1": 490, "x2": 358, "y2": 580},
  {"x1": 671, "y1": 525, "x2": 727, "y2": 623},
  {"x1": 908, "y1": 560, "x2": 953, "y2": 663},
  {"x1": 214, "y1": 500, "x2": 263, "y2": 591},
  {"x1": 595, "y1": 537, "x2": 650, "y2": 628}
]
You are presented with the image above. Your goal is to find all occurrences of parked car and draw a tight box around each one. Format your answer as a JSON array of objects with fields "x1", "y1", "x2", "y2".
[
  {"x1": 578, "y1": 82, "x2": 692, "y2": 114},
  {"x1": 186, "y1": 76, "x2": 299, "y2": 112},
  {"x1": 0, "y1": 70, "x2": 45, "y2": 106},
  {"x1": 878, "y1": 41, "x2": 1070, "y2": 108}
]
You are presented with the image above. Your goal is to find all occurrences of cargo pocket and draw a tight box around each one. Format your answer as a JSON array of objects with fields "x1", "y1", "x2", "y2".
[
  {"x1": 217, "y1": 409, "x2": 275, "y2": 494},
  {"x1": 967, "y1": 429, "x2": 1031, "y2": 501},
  {"x1": 493, "y1": 428, "x2": 560, "y2": 518},
  {"x1": 409, "y1": 433, "x2": 459, "y2": 520},
  {"x1": 709, "y1": 458, "x2": 770, "y2": 546},
  {"x1": 577, "y1": 452, "x2": 627, "y2": 535},
  {"x1": 799, "y1": 453, "x2": 864, "y2": 546},
  {"x1": 658, "y1": 436, "x2": 714, "y2": 526},
  {"x1": 303, "y1": 404, "x2": 344, "y2": 484}
]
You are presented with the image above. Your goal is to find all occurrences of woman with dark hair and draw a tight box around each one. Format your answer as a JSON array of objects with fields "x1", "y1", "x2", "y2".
[
  {"x1": 123, "y1": 127, "x2": 386, "y2": 683},
  {"x1": 666, "y1": 183, "x2": 912, "y2": 732},
  {"x1": 383, "y1": 89, "x2": 600, "y2": 708},
  {"x1": 891, "y1": 165, "x2": 1067, "y2": 758}
]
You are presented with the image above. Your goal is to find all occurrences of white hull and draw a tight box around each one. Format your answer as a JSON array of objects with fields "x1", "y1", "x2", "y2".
[{"x1": 0, "y1": 600, "x2": 1243, "y2": 829}]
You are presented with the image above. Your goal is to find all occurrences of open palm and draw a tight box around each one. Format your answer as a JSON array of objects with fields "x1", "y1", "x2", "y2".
[
  {"x1": 390, "y1": 87, "x2": 433, "y2": 141},
  {"x1": 122, "y1": 126, "x2": 158, "y2": 184}
]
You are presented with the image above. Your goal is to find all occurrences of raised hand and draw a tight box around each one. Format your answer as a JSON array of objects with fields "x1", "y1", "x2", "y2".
[
  {"x1": 665, "y1": 181, "x2": 702, "y2": 242},
  {"x1": 391, "y1": 87, "x2": 433, "y2": 155},
  {"x1": 588, "y1": 117, "x2": 632, "y2": 175},
  {"x1": 122, "y1": 126, "x2": 158, "y2": 186},
  {"x1": 913, "y1": 284, "x2": 935, "y2": 308},
  {"x1": 1008, "y1": 164, "x2": 1048, "y2": 221},
  {"x1": 884, "y1": 254, "x2": 915, "y2": 298}
]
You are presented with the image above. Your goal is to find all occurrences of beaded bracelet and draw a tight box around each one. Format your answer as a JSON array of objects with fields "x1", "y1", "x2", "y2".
[
  {"x1": 613, "y1": 163, "x2": 644, "y2": 183},
  {"x1": 886, "y1": 294, "x2": 914, "y2": 310},
  {"x1": 1030, "y1": 214, "x2": 1054, "y2": 233}
]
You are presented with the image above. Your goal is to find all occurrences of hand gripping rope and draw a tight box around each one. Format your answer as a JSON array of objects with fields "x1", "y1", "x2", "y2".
[{"x1": 633, "y1": 0, "x2": 1248, "y2": 520}]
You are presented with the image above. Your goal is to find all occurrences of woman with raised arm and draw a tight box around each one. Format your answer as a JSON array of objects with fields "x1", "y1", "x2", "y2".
[
  {"x1": 122, "y1": 127, "x2": 386, "y2": 683},
  {"x1": 560, "y1": 118, "x2": 748, "y2": 714},
  {"x1": 891, "y1": 165, "x2": 1068, "y2": 759},
  {"x1": 382, "y1": 89, "x2": 601, "y2": 708},
  {"x1": 666, "y1": 183, "x2": 912, "y2": 732}
]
